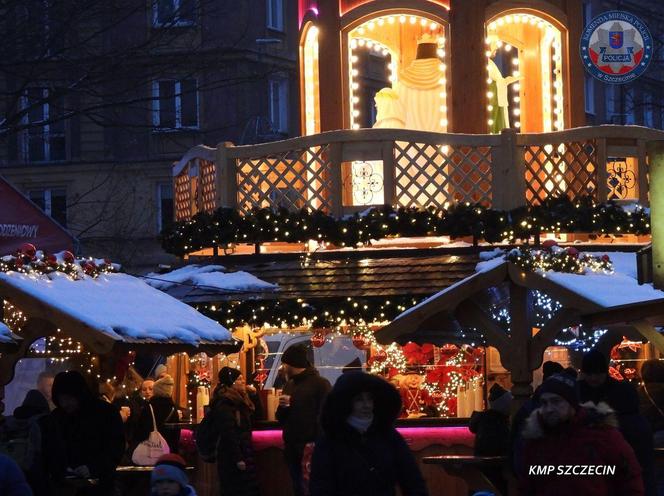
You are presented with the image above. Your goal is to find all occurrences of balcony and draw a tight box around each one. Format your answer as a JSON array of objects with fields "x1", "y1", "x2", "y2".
[{"x1": 173, "y1": 126, "x2": 664, "y2": 221}]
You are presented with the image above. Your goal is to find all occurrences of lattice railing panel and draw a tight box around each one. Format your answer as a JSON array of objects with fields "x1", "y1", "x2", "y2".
[
  {"x1": 174, "y1": 163, "x2": 192, "y2": 222},
  {"x1": 523, "y1": 140, "x2": 598, "y2": 205},
  {"x1": 199, "y1": 159, "x2": 217, "y2": 213},
  {"x1": 236, "y1": 145, "x2": 333, "y2": 213},
  {"x1": 394, "y1": 142, "x2": 493, "y2": 209}
]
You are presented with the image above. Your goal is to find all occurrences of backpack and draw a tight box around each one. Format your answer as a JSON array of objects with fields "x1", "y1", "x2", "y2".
[
  {"x1": 0, "y1": 415, "x2": 42, "y2": 471},
  {"x1": 195, "y1": 408, "x2": 220, "y2": 463}
]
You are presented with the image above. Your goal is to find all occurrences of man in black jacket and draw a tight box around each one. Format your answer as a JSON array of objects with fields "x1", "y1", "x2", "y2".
[{"x1": 276, "y1": 344, "x2": 331, "y2": 496}]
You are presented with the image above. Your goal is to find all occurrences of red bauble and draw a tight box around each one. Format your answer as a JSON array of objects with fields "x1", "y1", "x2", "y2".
[
  {"x1": 373, "y1": 348, "x2": 387, "y2": 362},
  {"x1": 19, "y1": 243, "x2": 37, "y2": 258},
  {"x1": 46, "y1": 254, "x2": 58, "y2": 266},
  {"x1": 601, "y1": 254, "x2": 611, "y2": 263},
  {"x1": 352, "y1": 334, "x2": 371, "y2": 350},
  {"x1": 311, "y1": 332, "x2": 326, "y2": 348},
  {"x1": 63, "y1": 251, "x2": 75, "y2": 264},
  {"x1": 542, "y1": 239, "x2": 558, "y2": 250},
  {"x1": 566, "y1": 247, "x2": 579, "y2": 258},
  {"x1": 82, "y1": 261, "x2": 97, "y2": 275}
]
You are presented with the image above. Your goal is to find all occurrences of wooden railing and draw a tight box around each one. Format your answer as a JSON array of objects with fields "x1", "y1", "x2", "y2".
[{"x1": 173, "y1": 126, "x2": 664, "y2": 221}]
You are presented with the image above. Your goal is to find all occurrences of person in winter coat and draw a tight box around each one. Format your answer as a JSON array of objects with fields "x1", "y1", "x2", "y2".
[
  {"x1": 638, "y1": 359, "x2": 664, "y2": 496},
  {"x1": 519, "y1": 373, "x2": 644, "y2": 496},
  {"x1": 309, "y1": 372, "x2": 428, "y2": 496},
  {"x1": 469, "y1": 383, "x2": 512, "y2": 495},
  {"x1": 611, "y1": 382, "x2": 656, "y2": 496},
  {"x1": 207, "y1": 367, "x2": 260, "y2": 496},
  {"x1": 276, "y1": 344, "x2": 331, "y2": 496},
  {"x1": 150, "y1": 454, "x2": 197, "y2": 496},
  {"x1": 41, "y1": 370, "x2": 125, "y2": 496},
  {"x1": 578, "y1": 349, "x2": 632, "y2": 409},
  {"x1": 135, "y1": 374, "x2": 180, "y2": 455},
  {"x1": 0, "y1": 453, "x2": 33, "y2": 496}
]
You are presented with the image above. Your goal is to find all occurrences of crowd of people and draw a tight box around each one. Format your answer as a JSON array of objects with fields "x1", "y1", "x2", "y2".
[{"x1": 0, "y1": 345, "x2": 662, "y2": 496}]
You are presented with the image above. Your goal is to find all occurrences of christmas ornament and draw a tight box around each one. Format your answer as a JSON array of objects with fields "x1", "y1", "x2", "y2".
[
  {"x1": 19, "y1": 243, "x2": 37, "y2": 258},
  {"x1": 311, "y1": 331, "x2": 326, "y2": 348}
]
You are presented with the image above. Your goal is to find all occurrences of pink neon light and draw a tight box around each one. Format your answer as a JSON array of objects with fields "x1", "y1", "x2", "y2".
[{"x1": 251, "y1": 426, "x2": 474, "y2": 451}]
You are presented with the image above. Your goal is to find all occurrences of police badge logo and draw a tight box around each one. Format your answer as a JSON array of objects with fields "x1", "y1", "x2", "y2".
[{"x1": 580, "y1": 11, "x2": 652, "y2": 84}]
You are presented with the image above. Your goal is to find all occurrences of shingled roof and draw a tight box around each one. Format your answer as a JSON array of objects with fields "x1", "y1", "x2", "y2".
[{"x1": 163, "y1": 249, "x2": 480, "y2": 303}]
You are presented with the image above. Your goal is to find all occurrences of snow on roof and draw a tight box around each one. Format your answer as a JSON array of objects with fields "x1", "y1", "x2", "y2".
[
  {"x1": 476, "y1": 250, "x2": 664, "y2": 308},
  {"x1": 145, "y1": 265, "x2": 277, "y2": 293},
  {"x1": 0, "y1": 271, "x2": 232, "y2": 345},
  {"x1": 0, "y1": 321, "x2": 15, "y2": 344}
]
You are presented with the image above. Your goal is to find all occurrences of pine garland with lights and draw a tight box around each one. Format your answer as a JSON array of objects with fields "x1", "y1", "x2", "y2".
[
  {"x1": 161, "y1": 197, "x2": 650, "y2": 256},
  {"x1": 506, "y1": 245, "x2": 613, "y2": 274},
  {"x1": 1, "y1": 244, "x2": 119, "y2": 279}
]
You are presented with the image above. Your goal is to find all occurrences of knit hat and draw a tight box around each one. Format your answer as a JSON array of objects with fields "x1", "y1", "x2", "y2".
[
  {"x1": 281, "y1": 344, "x2": 310, "y2": 368},
  {"x1": 542, "y1": 361, "x2": 564, "y2": 380},
  {"x1": 153, "y1": 374, "x2": 175, "y2": 398},
  {"x1": 538, "y1": 373, "x2": 579, "y2": 408},
  {"x1": 151, "y1": 454, "x2": 188, "y2": 488},
  {"x1": 488, "y1": 383, "x2": 513, "y2": 415},
  {"x1": 218, "y1": 367, "x2": 241, "y2": 388},
  {"x1": 581, "y1": 349, "x2": 608, "y2": 374}
]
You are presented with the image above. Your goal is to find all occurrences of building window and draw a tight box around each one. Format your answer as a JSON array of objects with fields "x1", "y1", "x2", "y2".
[
  {"x1": 153, "y1": 0, "x2": 196, "y2": 27},
  {"x1": 584, "y1": 76, "x2": 595, "y2": 115},
  {"x1": 28, "y1": 188, "x2": 67, "y2": 227},
  {"x1": 643, "y1": 93, "x2": 654, "y2": 127},
  {"x1": 269, "y1": 77, "x2": 289, "y2": 134},
  {"x1": 157, "y1": 183, "x2": 174, "y2": 232},
  {"x1": 20, "y1": 88, "x2": 66, "y2": 163},
  {"x1": 606, "y1": 86, "x2": 619, "y2": 123},
  {"x1": 267, "y1": 0, "x2": 284, "y2": 31},
  {"x1": 152, "y1": 79, "x2": 198, "y2": 130}
]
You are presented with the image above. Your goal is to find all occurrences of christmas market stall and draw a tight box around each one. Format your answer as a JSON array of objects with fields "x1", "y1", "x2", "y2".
[
  {"x1": 376, "y1": 246, "x2": 664, "y2": 404},
  {"x1": 0, "y1": 245, "x2": 242, "y2": 493}
]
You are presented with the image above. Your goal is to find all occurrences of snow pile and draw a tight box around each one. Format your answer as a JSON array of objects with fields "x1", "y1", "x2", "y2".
[
  {"x1": 0, "y1": 322, "x2": 15, "y2": 344},
  {"x1": 145, "y1": 265, "x2": 277, "y2": 292},
  {"x1": 545, "y1": 252, "x2": 664, "y2": 307},
  {"x1": 479, "y1": 248, "x2": 504, "y2": 261},
  {"x1": 0, "y1": 272, "x2": 232, "y2": 345}
]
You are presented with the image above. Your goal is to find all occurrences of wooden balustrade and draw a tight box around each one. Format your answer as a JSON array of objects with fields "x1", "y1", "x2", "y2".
[{"x1": 172, "y1": 126, "x2": 664, "y2": 221}]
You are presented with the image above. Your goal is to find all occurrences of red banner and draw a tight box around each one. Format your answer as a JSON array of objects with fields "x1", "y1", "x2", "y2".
[{"x1": 0, "y1": 176, "x2": 75, "y2": 255}]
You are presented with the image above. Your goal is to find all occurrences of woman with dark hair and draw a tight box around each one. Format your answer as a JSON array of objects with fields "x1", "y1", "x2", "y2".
[
  {"x1": 41, "y1": 370, "x2": 125, "y2": 495},
  {"x1": 208, "y1": 367, "x2": 260, "y2": 496},
  {"x1": 309, "y1": 372, "x2": 428, "y2": 496}
]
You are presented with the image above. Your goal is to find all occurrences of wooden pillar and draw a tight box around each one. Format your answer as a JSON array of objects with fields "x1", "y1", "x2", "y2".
[
  {"x1": 317, "y1": 0, "x2": 343, "y2": 131},
  {"x1": 647, "y1": 141, "x2": 664, "y2": 289},
  {"x1": 508, "y1": 283, "x2": 534, "y2": 409},
  {"x1": 449, "y1": 0, "x2": 488, "y2": 133},
  {"x1": 565, "y1": 0, "x2": 586, "y2": 128}
]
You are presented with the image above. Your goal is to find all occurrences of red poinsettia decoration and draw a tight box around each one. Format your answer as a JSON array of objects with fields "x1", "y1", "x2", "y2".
[{"x1": 402, "y1": 343, "x2": 434, "y2": 365}]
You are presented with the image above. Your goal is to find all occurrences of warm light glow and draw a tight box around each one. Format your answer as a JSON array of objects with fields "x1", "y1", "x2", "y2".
[{"x1": 303, "y1": 24, "x2": 321, "y2": 136}]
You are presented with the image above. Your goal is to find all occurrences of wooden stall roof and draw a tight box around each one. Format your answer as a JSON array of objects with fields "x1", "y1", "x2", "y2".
[
  {"x1": 375, "y1": 261, "x2": 664, "y2": 351},
  {"x1": 166, "y1": 249, "x2": 480, "y2": 303},
  {"x1": 0, "y1": 273, "x2": 241, "y2": 357}
]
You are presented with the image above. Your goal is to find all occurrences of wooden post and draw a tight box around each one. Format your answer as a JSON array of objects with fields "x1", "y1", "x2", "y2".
[
  {"x1": 449, "y1": 0, "x2": 487, "y2": 133},
  {"x1": 507, "y1": 283, "x2": 534, "y2": 409},
  {"x1": 381, "y1": 141, "x2": 396, "y2": 207},
  {"x1": 596, "y1": 138, "x2": 609, "y2": 202},
  {"x1": 647, "y1": 141, "x2": 664, "y2": 289},
  {"x1": 317, "y1": 0, "x2": 343, "y2": 132},
  {"x1": 329, "y1": 142, "x2": 343, "y2": 217},
  {"x1": 491, "y1": 129, "x2": 523, "y2": 210},
  {"x1": 565, "y1": 0, "x2": 586, "y2": 128},
  {"x1": 216, "y1": 142, "x2": 237, "y2": 209},
  {"x1": 638, "y1": 139, "x2": 649, "y2": 207}
]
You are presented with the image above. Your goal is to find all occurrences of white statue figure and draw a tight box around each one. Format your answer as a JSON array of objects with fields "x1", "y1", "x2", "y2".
[{"x1": 487, "y1": 36, "x2": 523, "y2": 132}]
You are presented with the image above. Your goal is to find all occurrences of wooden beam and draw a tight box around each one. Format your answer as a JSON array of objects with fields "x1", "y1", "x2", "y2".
[
  {"x1": 581, "y1": 298, "x2": 664, "y2": 327},
  {"x1": 631, "y1": 320, "x2": 664, "y2": 354},
  {"x1": 455, "y1": 299, "x2": 510, "y2": 351},
  {"x1": 530, "y1": 308, "x2": 580, "y2": 369},
  {"x1": 507, "y1": 263, "x2": 602, "y2": 313},
  {"x1": 507, "y1": 283, "x2": 533, "y2": 404},
  {"x1": 375, "y1": 263, "x2": 508, "y2": 344}
]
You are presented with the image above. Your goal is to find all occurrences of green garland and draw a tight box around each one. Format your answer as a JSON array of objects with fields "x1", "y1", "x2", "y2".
[
  {"x1": 506, "y1": 246, "x2": 613, "y2": 274},
  {"x1": 161, "y1": 197, "x2": 651, "y2": 256},
  {"x1": 197, "y1": 296, "x2": 424, "y2": 330}
]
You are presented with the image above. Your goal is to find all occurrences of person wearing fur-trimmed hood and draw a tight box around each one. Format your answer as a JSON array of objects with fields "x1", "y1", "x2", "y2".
[
  {"x1": 309, "y1": 372, "x2": 428, "y2": 496},
  {"x1": 519, "y1": 373, "x2": 644, "y2": 496}
]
